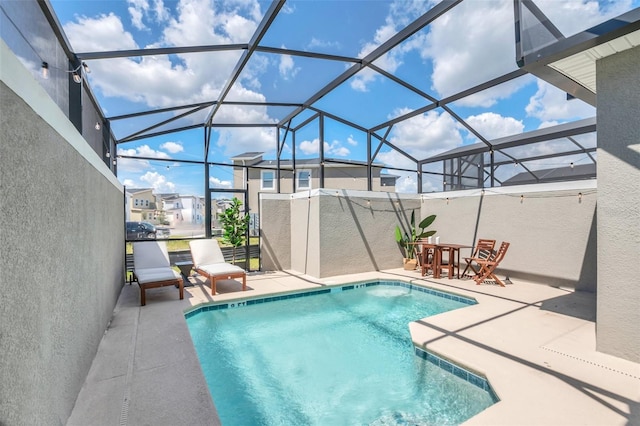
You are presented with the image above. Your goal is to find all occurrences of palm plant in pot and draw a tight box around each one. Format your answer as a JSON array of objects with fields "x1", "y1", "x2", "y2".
[{"x1": 394, "y1": 211, "x2": 436, "y2": 270}]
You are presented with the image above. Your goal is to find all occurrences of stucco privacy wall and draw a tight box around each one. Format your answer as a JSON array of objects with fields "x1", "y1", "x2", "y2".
[
  {"x1": 262, "y1": 190, "x2": 422, "y2": 278},
  {"x1": 0, "y1": 41, "x2": 125, "y2": 425},
  {"x1": 261, "y1": 183, "x2": 596, "y2": 289},
  {"x1": 596, "y1": 45, "x2": 640, "y2": 362},
  {"x1": 260, "y1": 194, "x2": 292, "y2": 271},
  {"x1": 421, "y1": 182, "x2": 597, "y2": 291}
]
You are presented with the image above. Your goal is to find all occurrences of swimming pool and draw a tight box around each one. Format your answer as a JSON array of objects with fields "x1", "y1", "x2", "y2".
[{"x1": 186, "y1": 281, "x2": 497, "y2": 425}]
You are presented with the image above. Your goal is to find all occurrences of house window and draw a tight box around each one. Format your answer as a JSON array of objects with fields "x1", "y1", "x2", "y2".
[
  {"x1": 134, "y1": 199, "x2": 139, "y2": 206},
  {"x1": 145, "y1": 200, "x2": 149, "y2": 207},
  {"x1": 297, "y1": 170, "x2": 311, "y2": 190},
  {"x1": 261, "y1": 170, "x2": 275, "y2": 190}
]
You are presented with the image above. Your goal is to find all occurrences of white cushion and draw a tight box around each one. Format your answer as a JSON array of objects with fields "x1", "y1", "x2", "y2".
[
  {"x1": 133, "y1": 241, "x2": 171, "y2": 269},
  {"x1": 197, "y1": 263, "x2": 245, "y2": 276},
  {"x1": 189, "y1": 239, "x2": 227, "y2": 267},
  {"x1": 135, "y1": 267, "x2": 181, "y2": 284}
]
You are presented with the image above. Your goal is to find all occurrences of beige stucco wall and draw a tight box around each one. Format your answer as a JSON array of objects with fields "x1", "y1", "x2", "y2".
[
  {"x1": 595, "y1": 45, "x2": 640, "y2": 362},
  {"x1": 0, "y1": 41, "x2": 125, "y2": 425},
  {"x1": 262, "y1": 190, "x2": 422, "y2": 278},
  {"x1": 260, "y1": 182, "x2": 597, "y2": 289},
  {"x1": 260, "y1": 195, "x2": 292, "y2": 271},
  {"x1": 422, "y1": 183, "x2": 597, "y2": 291},
  {"x1": 317, "y1": 190, "x2": 419, "y2": 277}
]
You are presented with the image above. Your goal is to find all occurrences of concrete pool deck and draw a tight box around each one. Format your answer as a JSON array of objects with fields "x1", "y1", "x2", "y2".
[{"x1": 68, "y1": 269, "x2": 640, "y2": 425}]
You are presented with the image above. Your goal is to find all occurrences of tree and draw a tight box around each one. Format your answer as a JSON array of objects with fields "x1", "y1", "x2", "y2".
[{"x1": 219, "y1": 197, "x2": 250, "y2": 265}]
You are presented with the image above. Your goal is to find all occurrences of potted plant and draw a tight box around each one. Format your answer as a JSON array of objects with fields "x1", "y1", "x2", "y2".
[
  {"x1": 219, "y1": 197, "x2": 250, "y2": 268},
  {"x1": 394, "y1": 211, "x2": 436, "y2": 270}
]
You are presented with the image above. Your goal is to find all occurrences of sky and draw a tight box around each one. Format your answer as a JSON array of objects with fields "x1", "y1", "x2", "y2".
[{"x1": 48, "y1": 0, "x2": 640, "y2": 195}]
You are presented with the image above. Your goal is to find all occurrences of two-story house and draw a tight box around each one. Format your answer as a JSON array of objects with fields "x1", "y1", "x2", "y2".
[
  {"x1": 231, "y1": 152, "x2": 398, "y2": 212},
  {"x1": 161, "y1": 194, "x2": 205, "y2": 228},
  {"x1": 125, "y1": 188, "x2": 158, "y2": 222}
]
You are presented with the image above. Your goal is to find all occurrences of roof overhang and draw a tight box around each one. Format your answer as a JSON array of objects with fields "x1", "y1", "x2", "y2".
[{"x1": 516, "y1": 5, "x2": 640, "y2": 106}]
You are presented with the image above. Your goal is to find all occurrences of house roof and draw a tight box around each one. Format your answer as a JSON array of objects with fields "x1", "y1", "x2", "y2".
[
  {"x1": 502, "y1": 163, "x2": 596, "y2": 186},
  {"x1": 230, "y1": 152, "x2": 265, "y2": 161},
  {"x1": 125, "y1": 188, "x2": 153, "y2": 195},
  {"x1": 249, "y1": 157, "x2": 387, "y2": 168}
]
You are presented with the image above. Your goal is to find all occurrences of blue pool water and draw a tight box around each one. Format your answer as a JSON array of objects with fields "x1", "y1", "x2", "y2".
[{"x1": 186, "y1": 282, "x2": 496, "y2": 425}]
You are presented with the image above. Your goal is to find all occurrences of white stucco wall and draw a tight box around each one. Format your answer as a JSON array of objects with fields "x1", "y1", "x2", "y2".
[
  {"x1": 261, "y1": 182, "x2": 597, "y2": 289},
  {"x1": 596, "y1": 45, "x2": 640, "y2": 362},
  {"x1": 0, "y1": 41, "x2": 125, "y2": 425}
]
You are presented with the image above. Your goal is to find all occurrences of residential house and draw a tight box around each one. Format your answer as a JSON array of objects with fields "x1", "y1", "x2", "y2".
[
  {"x1": 161, "y1": 194, "x2": 205, "y2": 227},
  {"x1": 126, "y1": 188, "x2": 158, "y2": 222},
  {"x1": 231, "y1": 152, "x2": 398, "y2": 212}
]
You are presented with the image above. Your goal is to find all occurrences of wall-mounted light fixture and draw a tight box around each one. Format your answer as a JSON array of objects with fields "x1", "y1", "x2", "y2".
[
  {"x1": 41, "y1": 62, "x2": 49, "y2": 79},
  {"x1": 95, "y1": 121, "x2": 101, "y2": 130},
  {"x1": 70, "y1": 61, "x2": 90, "y2": 84}
]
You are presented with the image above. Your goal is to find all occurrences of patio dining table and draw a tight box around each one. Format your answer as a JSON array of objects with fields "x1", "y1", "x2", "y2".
[{"x1": 413, "y1": 241, "x2": 472, "y2": 279}]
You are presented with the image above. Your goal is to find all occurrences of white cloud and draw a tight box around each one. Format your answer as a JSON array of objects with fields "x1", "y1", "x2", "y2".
[
  {"x1": 279, "y1": 51, "x2": 299, "y2": 80},
  {"x1": 140, "y1": 171, "x2": 176, "y2": 192},
  {"x1": 346, "y1": 135, "x2": 358, "y2": 146},
  {"x1": 298, "y1": 138, "x2": 350, "y2": 157},
  {"x1": 526, "y1": 81, "x2": 595, "y2": 122},
  {"x1": 209, "y1": 176, "x2": 232, "y2": 188},
  {"x1": 63, "y1": 1, "x2": 281, "y2": 155},
  {"x1": 387, "y1": 109, "x2": 462, "y2": 159},
  {"x1": 153, "y1": 0, "x2": 170, "y2": 22},
  {"x1": 422, "y1": 0, "x2": 522, "y2": 103},
  {"x1": 128, "y1": 5, "x2": 147, "y2": 30},
  {"x1": 349, "y1": 0, "x2": 425, "y2": 91},
  {"x1": 64, "y1": 13, "x2": 138, "y2": 52},
  {"x1": 160, "y1": 141, "x2": 184, "y2": 153},
  {"x1": 465, "y1": 112, "x2": 524, "y2": 141},
  {"x1": 63, "y1": 0, "x2": 263, "y2": 111},
  {"x1": 307, "y1": 37, "x2": 341, "y2": 50},
  {"x1": 122, "y1": 178, "x2": 136, "y2": 187},
  {"x1": 395, "y1": 174, "x2": 417, "y2": 194},
  {"x1": 213, "y1": 126, "x2": 276, "y2": 157},
  {"x1": 117, "y1": 144, "x2": 171, "y2": 171},
  {"x1": 374, "y1": 151, "x2": 419, "y2": 193},
  {"x1": 127, "y1": 0, "x2": 169, "y2": 29},
  {"x1": 533, "y1": 0, "x2": 635, "y2": 36}
]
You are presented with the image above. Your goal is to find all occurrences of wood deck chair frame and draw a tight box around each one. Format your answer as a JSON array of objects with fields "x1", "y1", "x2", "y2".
[
  {"x1": 132, "y1": 241, "x2": 184, "y2": 306},
  {"x1": 474, "y1": 241, "x2": 510, "y2": 287},
  {"x1": 461, "y1": 239, "x2": 496, "y2": 278},
  {"x1": 189, "y1": 239, "x2": 246, "y2": 295},
  {"x1": 420, "y1": 242, "x2": 436, "y2": 277}
]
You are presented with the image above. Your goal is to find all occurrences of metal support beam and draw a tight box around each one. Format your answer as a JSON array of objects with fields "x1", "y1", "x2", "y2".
[{"x1": 319, "y1": 114, "x2": 325, "y2": 188}]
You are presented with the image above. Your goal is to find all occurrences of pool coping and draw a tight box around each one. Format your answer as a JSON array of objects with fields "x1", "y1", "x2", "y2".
[
  {"x1": 68, "y1": 269, "x2": 640, "y2": 426},
  {"x1": 184, "y1": 278, "x2": 477, "y2": 317}
]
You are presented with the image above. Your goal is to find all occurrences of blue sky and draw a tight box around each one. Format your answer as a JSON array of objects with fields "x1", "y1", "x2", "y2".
[{"x1": 49, "y1": 0, "x2": 640, "y2": 195}]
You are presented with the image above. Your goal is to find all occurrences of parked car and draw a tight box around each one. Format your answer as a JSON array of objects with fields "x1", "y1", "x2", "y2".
[
  {"x1": 155, "y1": 227, "x2": 171, "y2": 238},
  {"x1": 126, "y1": 221, "x2": 156, "y2": 241}
]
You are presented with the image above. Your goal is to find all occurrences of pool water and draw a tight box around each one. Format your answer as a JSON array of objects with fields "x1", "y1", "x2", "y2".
[{"x1": 186, "y1": 283, "x2": 496, "y2": 425}]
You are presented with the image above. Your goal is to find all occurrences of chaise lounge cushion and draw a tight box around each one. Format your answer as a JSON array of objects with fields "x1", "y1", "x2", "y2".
[
  {"x1": 135, "y1": 267, "x2": 181, "y2": 284},
  {"x1": 189, "y1": 239, "x2": 246, "y2": 295},
  {"x1": 133, "y1": 241, "x2": 184, "y2": 305}
]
